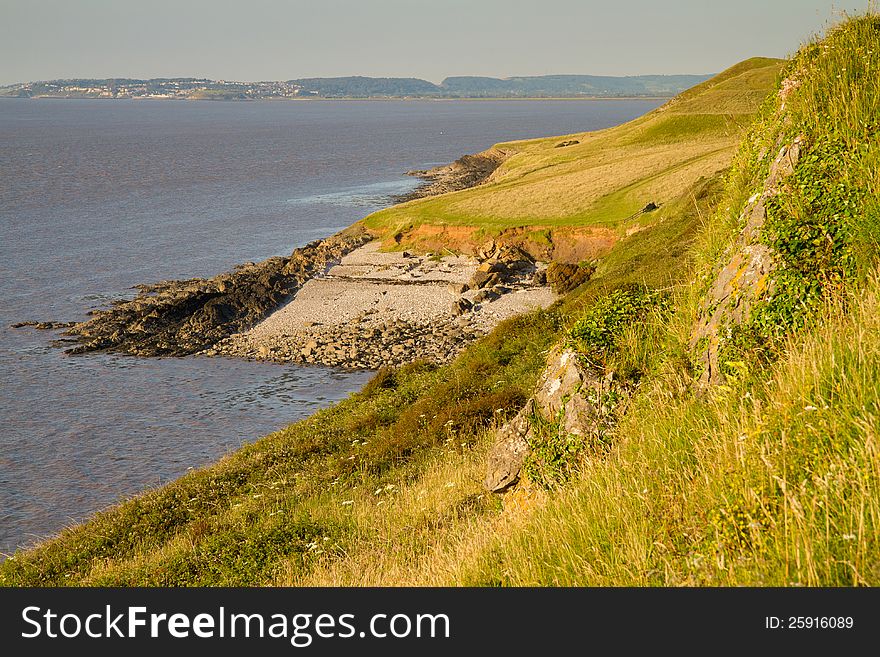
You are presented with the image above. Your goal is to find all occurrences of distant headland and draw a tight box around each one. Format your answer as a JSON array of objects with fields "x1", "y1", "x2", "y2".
[{"x1": 0, "y1": 73, "x2": 714, "y2": 100}]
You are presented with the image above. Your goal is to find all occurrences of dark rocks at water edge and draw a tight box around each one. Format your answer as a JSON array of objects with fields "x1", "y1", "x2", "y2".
[
  {"x1": 11, "y1": 321, "x2": 76, "y2": 330},
  {"x1": 395, "y1": 147, "x2": 512, "y2": 203},
  {"x1": 55, "y1": 226, "x2": 372, "y2": 357}
]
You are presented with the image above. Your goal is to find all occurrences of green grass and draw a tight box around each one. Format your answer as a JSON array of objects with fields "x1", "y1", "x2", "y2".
[
  {"x1": 456, "y1": 278, "x2": 880, "y2": 586},
  {"x1": 446, "y1": 14, "x2": 880, "y2": 586}
]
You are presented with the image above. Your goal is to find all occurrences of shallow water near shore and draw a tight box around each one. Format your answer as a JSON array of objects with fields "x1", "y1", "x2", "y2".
[{"x1": 0, "y1": 97, "x2": 662, "y2": 555}]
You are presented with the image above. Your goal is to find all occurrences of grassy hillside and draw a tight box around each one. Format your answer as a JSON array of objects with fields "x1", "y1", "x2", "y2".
[
  {"x1": 0, "y1": 174, "x2": 718, "y2": 586},
  {"x1": 363, "y1": 57, "x2": 783, "y2": 259},
  {"x1": 448, "y1": 15, "x2": 880, "y2": 586},
  {"x1": 3, "y1": 15, "x2": 878, "y2": 587}
]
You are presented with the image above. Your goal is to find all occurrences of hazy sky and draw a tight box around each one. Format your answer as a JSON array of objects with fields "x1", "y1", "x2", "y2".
[{"x1": 0, "y1": 0, "x2": 872, "y2": 85}]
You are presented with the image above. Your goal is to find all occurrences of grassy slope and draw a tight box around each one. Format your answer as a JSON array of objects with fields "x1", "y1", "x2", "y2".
[
  {"x1": 363, "y1": 57, "x2": 783, "y2": 250},
  {"x1": 448, "y1": 15, "x2": 880, "y2": 586},
  {"x1": 0, "y1": 142, "x2": 723, "y2": 587},
  {"x1": 4, "y1": 16, "x2": 878, "y2": 587}
]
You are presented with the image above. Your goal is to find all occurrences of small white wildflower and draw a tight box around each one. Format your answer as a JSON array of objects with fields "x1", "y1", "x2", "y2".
[
  {"x1": 341, "y1": 500, "x2": 354, "y2": 506},
  {"x1": 842, "y1": 534, "x2": 856, "y2": 541},
  {"x1": 804, "y1": 405, "x2": 818, "y2": 412}
]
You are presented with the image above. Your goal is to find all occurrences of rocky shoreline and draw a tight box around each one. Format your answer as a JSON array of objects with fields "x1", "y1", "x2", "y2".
[
  {"x1": 213, "y1": 240, "x2": 555, "y2": 369},
  {"x1": 13, "y1": 146, "x2": 558, "y2": 370},
  {"x1": 45, "y1": 225, "x2": 372, "y2": 357},
  {"x1": 394, "y1": 147, "x2": 511, "y2": 202},
  {"x1": 213, "y1": 316, "x2": 485, "y2": 369},
  {"x1": 14, "y1": 226, "x2": 556, "y2": 370}
]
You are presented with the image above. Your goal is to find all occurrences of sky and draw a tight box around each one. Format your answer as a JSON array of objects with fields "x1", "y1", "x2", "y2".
[{"x1": 0, "y1": 0, "x2": 873, "y2": 85}]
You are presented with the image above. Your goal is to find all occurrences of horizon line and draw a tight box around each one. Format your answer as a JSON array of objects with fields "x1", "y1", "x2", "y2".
[{"x1": 1, "y1": 70, "x2": 722, "y2": 87}]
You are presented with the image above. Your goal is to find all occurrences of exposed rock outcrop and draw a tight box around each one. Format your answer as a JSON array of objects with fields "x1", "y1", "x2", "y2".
[
  {"x1": 464, "y1": 242, "x2": 539, "y2": 293},
  {"x1": 396, "y1": 147, "x2": 512, "y2": 202},
  {"x1": 690, "y1": 135, "x2": 804, "y2": 387},
  {"x1": 545, "y1": 261, "x2": 595, "y2": 294},
  {"x1": 484, "y1": 400, "x2": 535, "y2": 493},
  {"x1": 484, "y1": 346, "x2": 616, "y2": 492}
]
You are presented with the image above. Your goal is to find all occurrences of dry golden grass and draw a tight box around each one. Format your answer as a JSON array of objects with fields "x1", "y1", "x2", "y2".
[
  {"x1": 283, "y1": 439, "x2": 551, "y2": 586},
  {"x1": 450, "y1": 276, "x2": 880, "y2": 586},
  {"x1": 450, "y1": 140, "x2": 734, "y2": 222},
  {"x1": 281, "y1": 445, "x2": 494, "y2": 586}
]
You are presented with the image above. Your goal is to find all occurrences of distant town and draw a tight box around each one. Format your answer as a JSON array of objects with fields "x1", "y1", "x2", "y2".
[{"x1": 0, "y1": 73, "x2": 714, "y2": 100}]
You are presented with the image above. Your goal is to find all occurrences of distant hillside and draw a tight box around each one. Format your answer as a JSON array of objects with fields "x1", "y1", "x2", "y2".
[
  {"x1": 440, "y1": 73, "x2": 713, "y2": 97},
  {"x1": 289, "y1": 76, "x2": 440, "y2": 97},
  {"x1": 0, "y1": 73, "x2": 714, "y2": 100}
]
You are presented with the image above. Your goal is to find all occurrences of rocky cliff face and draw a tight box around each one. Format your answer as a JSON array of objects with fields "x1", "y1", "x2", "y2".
[
  {"x1": 690, "y1": 135, "x2": 803, "y2": 387},
  {"x1": 485, "y1": 346, "x2": 617, "y2": 492}
]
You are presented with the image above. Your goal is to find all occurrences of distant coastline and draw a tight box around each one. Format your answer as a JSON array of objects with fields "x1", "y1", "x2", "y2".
[
  {"x1": 0, "y1": 73, "x2": 713, "y2": 101},
  {"x1": 0, "y1": 95, "x2": 672, "y2": 102}
]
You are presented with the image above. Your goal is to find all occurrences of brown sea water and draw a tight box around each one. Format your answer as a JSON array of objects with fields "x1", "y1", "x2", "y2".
[{"x1": 0, "y1": 97, "x2": 661, "y2": 555}]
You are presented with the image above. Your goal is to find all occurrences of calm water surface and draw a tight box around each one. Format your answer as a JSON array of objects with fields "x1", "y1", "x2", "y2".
[{"x1": 0, "y1": 97, "x2": 661, "y2": 554}]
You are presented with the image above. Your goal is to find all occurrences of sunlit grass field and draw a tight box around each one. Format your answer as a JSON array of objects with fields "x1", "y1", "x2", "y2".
[{"x1": 363, "y1": 57, "x2": 783, "y2": 252}]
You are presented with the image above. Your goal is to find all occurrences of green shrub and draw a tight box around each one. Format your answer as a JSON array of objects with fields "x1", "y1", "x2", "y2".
[{"x1": 567, "y1": 285, "x2": 669, "y2": 367}]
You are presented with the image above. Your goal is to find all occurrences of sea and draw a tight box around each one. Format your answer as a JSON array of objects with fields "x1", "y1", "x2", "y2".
[{"x1": 0, "y1": 96, "x2": 662, "y2": 555}]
